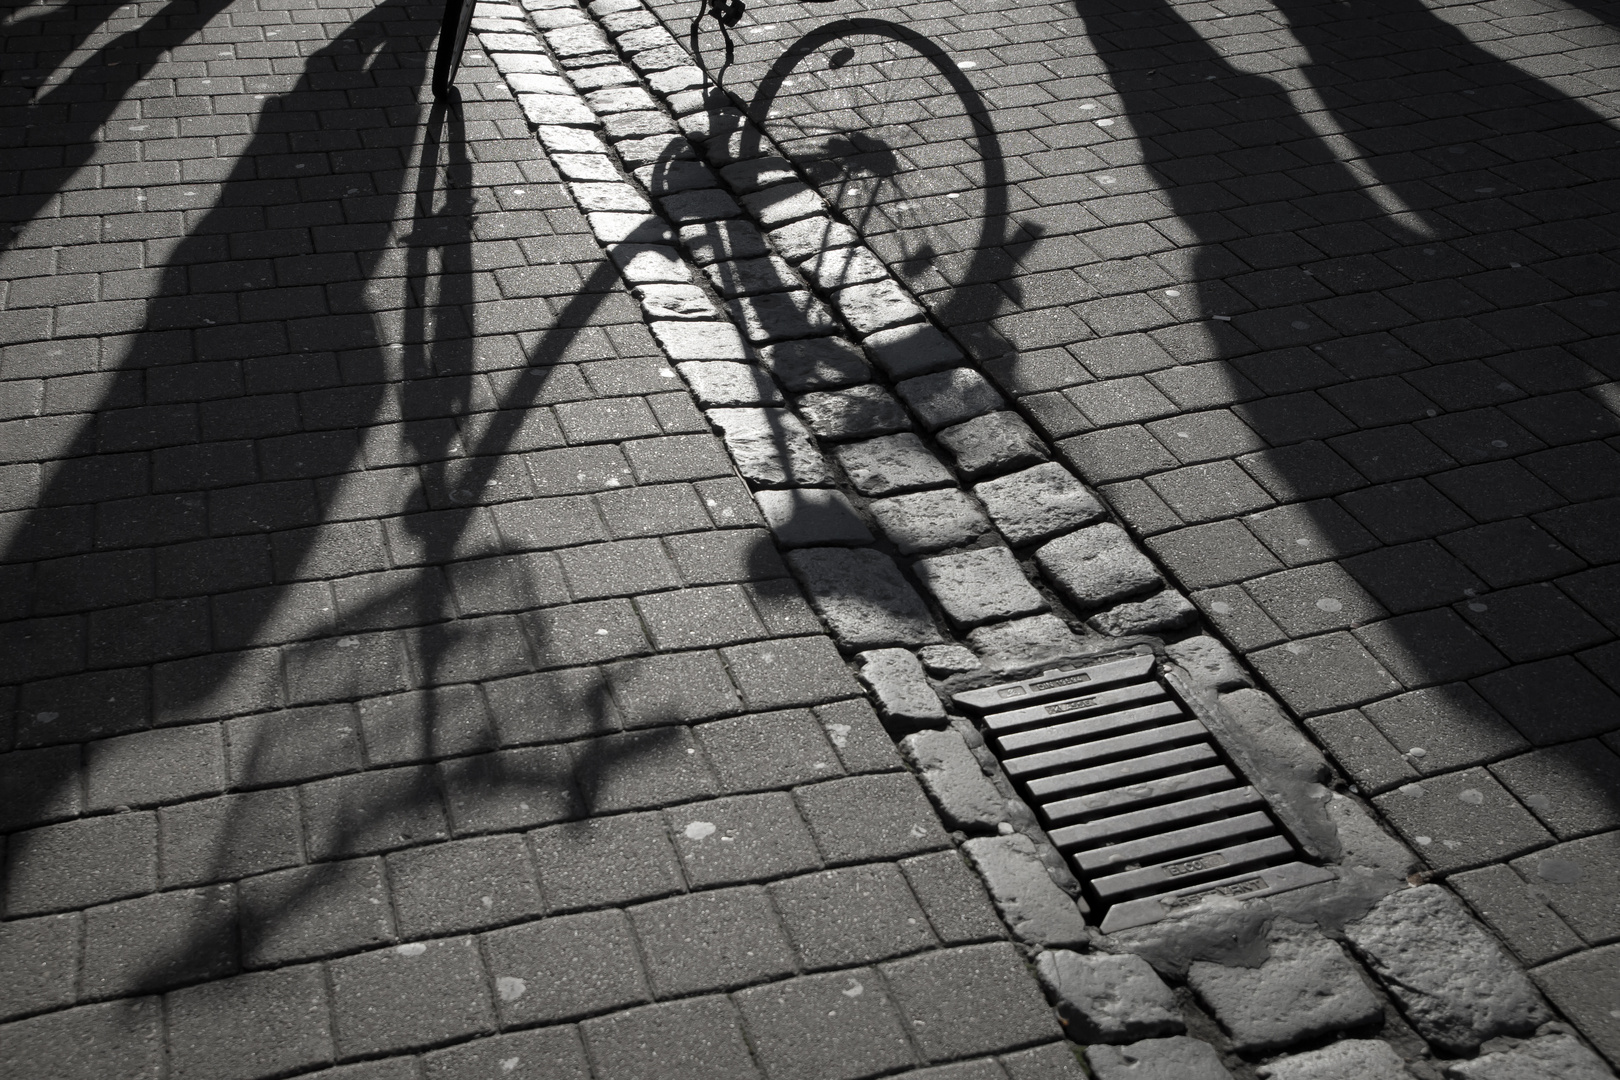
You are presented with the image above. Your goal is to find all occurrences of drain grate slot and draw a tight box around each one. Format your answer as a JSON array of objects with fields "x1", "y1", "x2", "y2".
[{"x1": 953, "y1": 653, "x2": 1334, "y2": 932}]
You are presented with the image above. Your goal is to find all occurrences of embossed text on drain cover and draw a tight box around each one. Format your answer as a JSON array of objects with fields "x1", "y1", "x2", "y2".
[{"x1": 955, "y1": 653, "x2": 1333, "y2": 933}]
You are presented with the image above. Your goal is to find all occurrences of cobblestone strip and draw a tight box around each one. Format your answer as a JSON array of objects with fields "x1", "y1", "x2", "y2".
[{"x1": 466, "y1": 2, "x2": 1620, "y2": 1077}]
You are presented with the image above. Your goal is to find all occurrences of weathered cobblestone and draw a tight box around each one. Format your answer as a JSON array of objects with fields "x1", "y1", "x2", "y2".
[{"x1": 1346, "y1": 885, "x2": 1550, "y2": 1053}]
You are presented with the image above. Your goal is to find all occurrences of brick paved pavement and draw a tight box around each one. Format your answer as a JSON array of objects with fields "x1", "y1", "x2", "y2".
[
  {"x1": 645, "y1": 0, "x2": 1620, "y2": 1059},
  {"x1": 0, "y1": 2, "x2": 1079, "y2": 1077}
]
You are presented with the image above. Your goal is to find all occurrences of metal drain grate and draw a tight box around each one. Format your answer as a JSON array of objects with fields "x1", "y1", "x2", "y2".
[{"x1": 954, "y1": 654, "x2": 1333, "y2": 933}]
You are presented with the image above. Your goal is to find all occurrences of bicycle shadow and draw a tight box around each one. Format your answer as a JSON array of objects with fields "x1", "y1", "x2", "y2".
[{"x1": 0, "y1": 2, "x2": 749, "y2": 1052}]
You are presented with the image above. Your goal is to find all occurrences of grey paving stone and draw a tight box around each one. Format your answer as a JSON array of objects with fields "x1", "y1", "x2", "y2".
[
  {"x1": 1250, "y1": 632, "x2": 1402, "y2": 715},
  {"x1": 769, "y1": 216, "x2": 861, "y2": 263},
  {"x1": 1035, "y1": 523, "x2": 1162, "y2": 610},
  {"x1": 1243, "y1": 499, "x2": 1381, "y2": 568},
  {"x1": 0, "y1": 912, "x2": 78, "y2": 1021},
  {"x1": 939, "y1": 411, "x2": 1051, "y2": 479},
  {"x1": 0, "y1": 999, "x2": 164, "y2": 1080},
  {"x1": 1085, "y1": 1037, "x2": 1232, "y2": 1080},
  {"x1": 795, "y1": 773, "x2": 951, "y2": 864},
  {"x1": 327, "y1": 937, "x2": 494, "y2": 1057},
  {"x1": 858, "y1": 648, "x2": 947, "y2": 728},
  {"x1": 1443, "y1": 1032, "x2": 1613, "y2": 1080},
  {"x1": 914, "y1": 547, "x2": 1048, "y2": 629},
  {"x1": 796, "y1": 384, "x2": 911, "y2": 441},
  {"x1": 1512, "y1": 831, "x2": 1620, "y2": 946},
  {"x1": 785, "y1": 548, "x2": 942, "y2": 649},
  {"x1": 421, "y1": 1028, "x2": 590, "y2": 1080},
  {"x1": 665, "y1": 528, "x2": 786, "y2": 585},
  {"x1": 651, "y1": 320, "x2": 747, "y2": 361},
  {"x1": 82, "y1": 884, "x2": 236, "y2": 998},
  {"x1": 239, "y1": 859, "x2": 394, "y2": 968},
  {"x1": 835, "y1": 280, "x2": 927, "y2": 335},
  {"x1": 588, "y1": 211, "x2": 676, "y2": 244},
  {"x1": 1035, "y1": 950, "x2": 1183, "y2": 1044},
  {"x1": 835, "y1": 434, "x2": 956, "y2": 497},
  {"x1": 1000, "y1": 1043, "x2": 1090, "y2": 1080},
  {"x1": 1189, "y1": 921, "x2": 1381, "y2": 1053},
  {"x1": 803, "y1": 245, "x2": 889, "y2": 292},
  {"x1": 634, "y1": 583, "x2": 769, "y2": 650},
  {"x1": 1305, "y1": 711, "x2": 1420, "y2": 795},
  {"x1": 719, "y1": 156, "x2": 797, "y2": 193},
  {"x1": 769, "y1": 863, "x2": 937, "y2": 970},
  {"x1": 662, "y1": 188, "x2": 742, "y2": 224},
  {"x1": 164, "y1": 966, "x2": 333, "y2": 1080},
  {"x1": 862, "y1": 324, "x2": 967, "y2": 380},
  {"x1": 868, "y1": 489, "x2": 995, "y2": 555},
  {"x1": 1473, "y1": 658, "x2": 1620, "y2": 746},
  {"x1": 740, "y1": 182, "x2": 824, "y2": 227},
  {"x1": 385, "y1": 835, "x2": 542, "y2": 938},
  {"x1": 666, "y1": 792, "x2": 822, "y2": 887},
  {"x1": 975, "y1": 464, "x2": 1107, "y2": 547},
  {"x1": 1243, "y1": 562, "x2": 1389, "y2": 638},
  {"x1": 1149, "y1": 520, "x2": 1285, "y2": 591},
  {"x1": 901, "y1": 728, "x2": 1006, "y2": 832},
  {"x1": 726, "y1": 291, "x2": 839, "y2": 344},
  {"x1": 881, "y1": 943, "x2": 1062, "y2": 1063},
  {"x1": 735, "y1": 967, "x2": 917, "y2": 1080},
  {"x1": 962, "y1": 834, "x2": 1088, "y2": 949},
  {"x1": 604, "y1": 647, "x2": 741, "y2": 726},
  {"x1": 1165, "y1": 636, "x2": 1251, "y2": 692},
  {"x1": 638, "y1": 282, "x2": 718, "y2": 321},
  {"x1": 920, "y1": 645, "x2": 984, "y2": 677},
  {"x1": 225, "y1": 705, "x2": 362, "y2": 788},
  {"x1": 528, "y1": 812, "x2": 684, "y2": 912},
  {"x1": 676, "y1": 361, "x2": 783, "y2": 406},
  {"x1": 300, "y1": 767, "x2": 449, "y2": 861},
  {"x1": 572, "y1": 181, "x2": 651, "y2": 213},
  {"x1": 680, "y1": 219, "x2": 769, "y2": 265},
  {"x1": 966, "y1": 614, "x2": 1090, "y2": 669},
  {"x1": 82, "y1": 725, "x2": 224, "y2": 810},
  {"x1": 1531, "y1": 946, "x2": 1620, "y2": 1067},
  {"x1": 358, "y1": 686, "x2": 494, "y2": 766},
  {"x1": 1375, "y1": 768, "x2": 1555, "y2": 874},
  {"x1": 575, "y1": 726, "x2": 717, "y2": 813},
  {"x1": 723, "y1": 636, "x2": 864, "y2": 710},
  {"x1": 1345, "y1": 885, "x2": 1550, "y2": 1053},
  {"x1": 900, "y1": 850, "x2": 1006, "y2": 946},
  {"x1": 437, "y1": 745, "x2": 580, "y2": 837},
  {"x1": 629, "y1": 886, "x2": 796, "y2": 997},
  {"x1": 1451, "y1": 864, "x2": 1584, "y2": 967},
  {"x1": 1361, "y1": 685, "x2": 1528, "y2": 774},
  {"x1": 705, "y1": 407, "x2": 834, "y2": 487},
  {"x1": 484, "y1": 667, "x2": 618, "y2": 746},
  {"x1": 582, "y1": 996, "x2": 761, "y2": 1080},
  {"x1": 632, "y1": 159, "x2": 718, "y2": 194},
  {"x1": 1087, "y1": 590, "x2": 1198, "y2": 637},
  {"x1": 758, "y1": 337, "x2": 873, "y2": 392},
  {"x1": 481, "y1": 909, "x2": 649, "y2": 1025},
  {"x1": 1489, "y1": 740, "x2": 1620, "y2": 840},
  {"x1": 816, "y1": 698, "x2": 903, "y2": 775},
  {"x1": 3, "y1": 812, "x2": 157, "y2": 916},
  {"x1": 695, "y1": 709, "x2": 843, "y2": 792},
  {"x1": 703, "y1": 255, "x2": 799, "y2": 297},
  {"x1": 898, "y1": 368, "x2": 1008, "y2": 431},
  {"x1": 1259, "y1": 1040, "x2": 1413, "y2": 1080}
]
